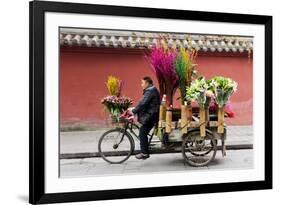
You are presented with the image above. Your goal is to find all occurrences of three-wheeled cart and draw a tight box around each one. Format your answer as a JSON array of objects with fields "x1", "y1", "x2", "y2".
[{"x1": 98, "y1": 101, "x2": 227, "y2": 167}]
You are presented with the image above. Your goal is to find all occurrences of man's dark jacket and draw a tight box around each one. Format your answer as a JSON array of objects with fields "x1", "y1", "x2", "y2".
[{"x1": 132, "y1": 85, "x2": 161, "y2": 125}]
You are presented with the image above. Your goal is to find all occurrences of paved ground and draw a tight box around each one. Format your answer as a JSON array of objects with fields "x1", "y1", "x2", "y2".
[
  {"x1": 60, "y1": 125, "x2": 253, "y2": 156},
  {"x1": 60, "y1": 126, "x2": 253, "y2": 177},
  {"x1": 60, "y1": 149, "x2": 253, "y2": 177}
]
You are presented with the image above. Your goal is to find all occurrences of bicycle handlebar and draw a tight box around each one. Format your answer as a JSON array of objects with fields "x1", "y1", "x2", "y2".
[{"x1": 119, "y1": 110, "x2": 135, "y2": 123}]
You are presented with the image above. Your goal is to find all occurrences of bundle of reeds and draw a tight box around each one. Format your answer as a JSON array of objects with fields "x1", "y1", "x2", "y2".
[
  {"x1": 149, "y1": 40, "x2": 178, "y2": 106},
  {"x1": 175, "y1": 47, "x2": 197, "y2": 105}
]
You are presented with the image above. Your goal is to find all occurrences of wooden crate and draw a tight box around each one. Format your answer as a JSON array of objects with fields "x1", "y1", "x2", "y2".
[{"x1": 158, "y1": 104, "x2": 225, "y2": 136}]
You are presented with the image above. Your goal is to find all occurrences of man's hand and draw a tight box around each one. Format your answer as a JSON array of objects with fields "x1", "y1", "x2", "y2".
[{"x1": 127, "y1": 107, "x2": 135, "y2": 115}]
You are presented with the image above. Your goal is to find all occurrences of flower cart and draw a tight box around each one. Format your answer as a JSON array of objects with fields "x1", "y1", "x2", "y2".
[
  {"x1": 98, "y1": 98, "x2": 230, "y2": 166},
  {"x1": 99, "y1": 76, "x2": 236, "y2": 166},
  {"x1": 98, "y1": 41, "x2": 237, "y2": 167}
]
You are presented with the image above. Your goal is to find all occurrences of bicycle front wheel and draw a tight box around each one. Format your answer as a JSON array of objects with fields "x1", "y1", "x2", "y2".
[{"x1": 98, "y1": 128, "x2": 135, "y2": 164}]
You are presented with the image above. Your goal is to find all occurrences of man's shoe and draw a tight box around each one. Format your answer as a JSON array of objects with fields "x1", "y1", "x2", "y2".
[{"x1": 135, "y1": 153, "x2": 150, "y2": 160}]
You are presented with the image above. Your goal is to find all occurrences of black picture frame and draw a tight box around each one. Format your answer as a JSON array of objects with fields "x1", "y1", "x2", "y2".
[{"x1": 29, "y1": 0, "x2": 272, "y2": 204}]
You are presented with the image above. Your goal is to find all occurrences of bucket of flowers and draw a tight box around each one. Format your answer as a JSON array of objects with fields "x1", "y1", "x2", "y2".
[
  {"x1": 185, "y1": 76, "x2": 214, "y2": 137},
  {"x1": 208, "y1": 76, "x2": 238, "y2": 133},
  {"x1": 101, "y1": 76, "x2": 133, "y2": 124},
  {"x1": 175, "y1": 47, "x2": 198, "y2": 134}
]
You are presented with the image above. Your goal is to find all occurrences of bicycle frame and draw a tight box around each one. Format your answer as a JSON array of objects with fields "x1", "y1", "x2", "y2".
[{"x1": 119, "y1": 119, "x2": 155, "y2": 146}]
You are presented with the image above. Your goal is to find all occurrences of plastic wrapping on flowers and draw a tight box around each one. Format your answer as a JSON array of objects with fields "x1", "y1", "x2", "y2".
[
  {"x1": 209, "y1": 76, "x2": 238, "y2": 108},
  {"x1": 186, "y1": 76, "x2": 237, "y2": 108},
  {"x1": 185, "y1": 77, "x2": 211, "y2": 107}
]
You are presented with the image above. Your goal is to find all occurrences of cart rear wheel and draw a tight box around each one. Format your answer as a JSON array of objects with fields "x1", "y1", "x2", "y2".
[
  {"x1": 182, "y1": 130, "x2": 217, "y2": 167},
  {"x1": 189, "y1": 139, "x2": 217, "y2": 156}
]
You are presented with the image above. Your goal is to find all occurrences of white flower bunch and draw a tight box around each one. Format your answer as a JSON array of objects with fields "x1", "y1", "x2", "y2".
[
  {"x1": 209, "y1": 76, "x2": 238, "y2": 107},
  {"x1": 185, "y1": 77, "x2": 212, "y2": 107}
]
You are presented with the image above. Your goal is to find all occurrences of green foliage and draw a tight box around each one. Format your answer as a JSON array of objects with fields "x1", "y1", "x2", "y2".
[{"x1": 175, "y1": 47, "x2": 197, "y2": 104}]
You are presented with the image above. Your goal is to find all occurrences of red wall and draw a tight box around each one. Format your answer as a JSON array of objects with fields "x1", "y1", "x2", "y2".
[{"x1": 60, "y1": 47, "x2": 253, "y2": 126}]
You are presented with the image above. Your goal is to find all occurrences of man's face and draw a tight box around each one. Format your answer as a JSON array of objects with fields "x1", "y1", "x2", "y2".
[{"x1": 141, "y1": 80, "x2": 149, "y2": 90}]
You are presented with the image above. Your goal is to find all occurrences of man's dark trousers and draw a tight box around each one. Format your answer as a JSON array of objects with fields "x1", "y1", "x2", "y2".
[
  {"x1": 139, "y1": 123, "x2": 154, "y2": 154},
  {"x1": 138, "y1": 113, "x2": 158, "y2": 154}
]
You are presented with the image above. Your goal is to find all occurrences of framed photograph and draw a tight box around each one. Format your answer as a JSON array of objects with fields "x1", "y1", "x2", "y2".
[{"x1": 29, "y1": 0, "x2": 272, "y2": 204}]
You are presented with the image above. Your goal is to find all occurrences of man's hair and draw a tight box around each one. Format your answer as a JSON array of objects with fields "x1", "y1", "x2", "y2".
[{"x1": 143, "y1": 76, "x2": 153, "y2": 85}]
